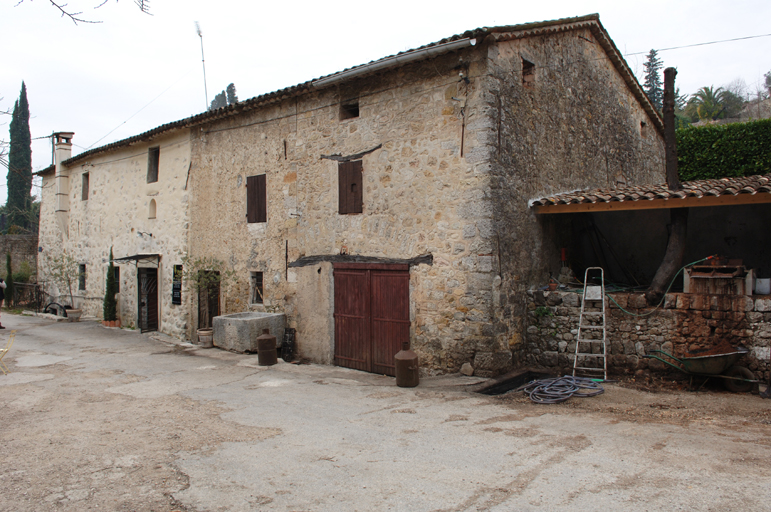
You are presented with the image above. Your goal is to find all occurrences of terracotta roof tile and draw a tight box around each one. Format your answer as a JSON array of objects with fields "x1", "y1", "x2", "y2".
[{"x1": 530, "y1": 175, "x2": 771, "y2": 207}]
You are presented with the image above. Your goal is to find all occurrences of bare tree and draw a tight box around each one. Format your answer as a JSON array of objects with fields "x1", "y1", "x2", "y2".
[{"x1": 15, "y1": 0, "x2": 150, "y2": 24}]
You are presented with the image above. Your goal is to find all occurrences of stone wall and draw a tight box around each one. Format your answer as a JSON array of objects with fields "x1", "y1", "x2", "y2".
[
  {"x1": 480, "y1": 27, "x2": 667, "y2": 374},
  {"x1": 525, "y1": 290, "x2": 771, "y2": 381},
  {"x1": 0, "y1": 235, "x2": 38, "y2": 280},
  {"x1": 189, "y1": 46, "x2": 499, "y2": 374}
]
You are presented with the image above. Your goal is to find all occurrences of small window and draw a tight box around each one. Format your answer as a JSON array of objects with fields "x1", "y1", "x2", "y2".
[
  {"x1": 522, "y1": 58, "x2": 535, "y2": 88},
  {"x1": 149, "y1": 199, "x2": 157, "y2": 219},
  {"x1": 640, "y1": 121, "x2": 649, "y2": 138},
  {"x1": 338, "y1": 160, "x2": 363, "y2": 214},
  {"x1": 147, "y1": 147, "x2": 160, "y2": 183},
  {"x1": 114, "y1": 266, "x2": 120, "y2": 293},
  {"x1": 340, "y1": 100, "x2": 359, "y2": 120},
  {"x1": 246, "y1": 174, "x2": 267, "y2": 223},
  {"x1": 78, "y1": 264, "x2": 86, "y2": 291},
  {"x1": 251, "y1": 272, "x2": 264, "y2": 304},
  {"x1": 81, "y1": 172, "x2": 89, "y2": 201}
]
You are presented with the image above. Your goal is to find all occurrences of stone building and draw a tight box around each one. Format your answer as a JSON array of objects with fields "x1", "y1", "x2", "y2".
[
  {"x1": 186, "y1": 14, "x2": 664, "y2": 376},
  {"x1": 37, "y1": 14, "x2": 666, "y2": 376},
  {"x1": 37, "y1": 130, "x2": 192, "y2": 335}
]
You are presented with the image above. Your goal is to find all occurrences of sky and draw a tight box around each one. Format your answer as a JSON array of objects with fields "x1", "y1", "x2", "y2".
[{"x1": 1, "y1": 0, "x2": 770, "y2": 204}]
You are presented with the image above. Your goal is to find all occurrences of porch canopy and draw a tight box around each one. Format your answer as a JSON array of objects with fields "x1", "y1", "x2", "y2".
[
  {"x1": 530, "y1": 175, "x2": 771, "y2": 214},
  {"x1": 112, "y1": 254, "x2": 161, "y2": 267}
]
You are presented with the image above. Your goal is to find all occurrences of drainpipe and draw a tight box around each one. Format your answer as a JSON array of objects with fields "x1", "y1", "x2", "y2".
[{"x1": 53, "y1": 132, "x2": 74, "y2": 238}]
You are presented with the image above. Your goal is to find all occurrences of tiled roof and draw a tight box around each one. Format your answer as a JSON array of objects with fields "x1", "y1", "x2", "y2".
[
  {"x1": 530, "y1": 175, "x2": 771, "y2": 209},
  {"x1": 63, "y1": 13, "x2": 658, "y2": 167}
]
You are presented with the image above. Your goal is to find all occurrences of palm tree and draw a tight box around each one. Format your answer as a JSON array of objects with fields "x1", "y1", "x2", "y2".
[{"x1": 692, "y1": 86, "x2": 726, "y2": 121}]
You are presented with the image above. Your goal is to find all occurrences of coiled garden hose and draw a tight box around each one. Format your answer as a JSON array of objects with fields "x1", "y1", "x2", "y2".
[{"x1": 522, "y1": 375, "x2": 605, "y2": 404}]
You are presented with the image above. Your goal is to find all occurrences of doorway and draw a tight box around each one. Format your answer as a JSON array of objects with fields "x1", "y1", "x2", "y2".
[
  {"x1": 333, "y1": 263, "x2": 410, "y2": 376},
  {"x1": 138, "y1": 267, "x2": 158, "y2": 332}
]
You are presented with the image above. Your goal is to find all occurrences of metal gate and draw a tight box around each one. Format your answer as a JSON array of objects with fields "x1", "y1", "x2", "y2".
[
  {"x1": 333, "y1": 263, "x2": 410, "y2": 376},
  {"x1": 138, "y1": 268, "x2": 158, "y2": 333}
]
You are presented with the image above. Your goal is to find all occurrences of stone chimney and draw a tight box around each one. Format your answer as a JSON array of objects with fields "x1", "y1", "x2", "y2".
[{"x1": 53, "y1": 132, "x2": 74, "y2": 238}]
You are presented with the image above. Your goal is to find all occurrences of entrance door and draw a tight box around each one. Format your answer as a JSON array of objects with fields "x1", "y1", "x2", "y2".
[
  {"x1": 333, "y1": 263, "x2": 410, "y2": 376},
  {"x1": 138, "y1": 268, "x2": 158, "y2": 332}
]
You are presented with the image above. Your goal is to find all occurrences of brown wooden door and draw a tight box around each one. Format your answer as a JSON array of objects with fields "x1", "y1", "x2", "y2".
[
  {"x1": 334, "y1": 263, "x2": 409, "y2": 376},
  {"x1": 138, "y1": 268, "x2": 158, "y2": 333}
]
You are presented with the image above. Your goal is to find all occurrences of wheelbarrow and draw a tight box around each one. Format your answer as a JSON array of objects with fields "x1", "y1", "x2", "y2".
[{"x1": 644, "y1": 347, "x2": 758, "y2": 393}]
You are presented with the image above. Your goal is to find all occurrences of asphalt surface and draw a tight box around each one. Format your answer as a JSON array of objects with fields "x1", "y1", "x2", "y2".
[{"x1": 1, "y1": 314, "x2": 770, "y2": 511}]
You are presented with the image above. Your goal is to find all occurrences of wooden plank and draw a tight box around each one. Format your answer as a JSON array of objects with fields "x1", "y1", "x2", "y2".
[
  {"x1": 533, "y1": 192, "x2": 771, "y2": 214},
  {"x1": 370, "y1": 271, "x2": 410, "y2": 377},
  {"x1": 351, "y1": 160, "x2": 363, "y2": 214},
  {"x1": 255, "y1": 174, "x2": 267, "y2": 223},
  {"x1": 246, "y1": 175, "x2": 259, "y2": 223},
  {"x1": 334, "y1": 262, "x2": 409, "y2": 271},
  {"x1": 338, "y1": 162, "x2": 351, "y2": 214}
]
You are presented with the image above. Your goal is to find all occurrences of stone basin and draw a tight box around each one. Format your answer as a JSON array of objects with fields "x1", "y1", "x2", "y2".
[{"x1": 212, "y1": 312, "x2": 286, "y2": 353}]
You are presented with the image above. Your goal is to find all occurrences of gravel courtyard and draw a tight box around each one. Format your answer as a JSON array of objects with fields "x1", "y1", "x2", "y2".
[{"x1": 1, "y1": 314, "x2": 770, "y2": 511}]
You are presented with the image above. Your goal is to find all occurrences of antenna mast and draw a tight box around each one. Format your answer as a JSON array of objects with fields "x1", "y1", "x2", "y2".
[{"x1": 195, "y1": 22, "x2": 209, "y2": 110}]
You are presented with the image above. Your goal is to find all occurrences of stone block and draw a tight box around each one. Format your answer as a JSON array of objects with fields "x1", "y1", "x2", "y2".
[
  {"x1": 473, "y1": 351, "x2": 513, "y2": 377},
  {"x1": 628, "y1": 294, "x2": 647, "y2": 309},
  {"x1": 213, "y1": 312, "x2": 286, "y2": 353},
  {"x1": 664, "y1": 294, "x2": 677, "y2": 309},
  {"x1": 733, "y1": 296, "x2": 755, "y2": 312},
  {"x1": 460, "y1": 362, "x2": 474, "y2": 376},
  {"x1": 545, "y1": 292, "x2": 563, "y2": 306},
  {"x1": 690, "y1": 294, "x2": 707, "y2": 310},
  {"x1": 609, "y1": 293, "x2": 628, "y2": 309},
  {"x1": 747, "y1": 312, "x2": 763, "y2": 323},
  {"x1": 562, "y1": 293, "x2": 580, "y2": 307},
  {"x1": 676, "y1": 294, "x2": 690, "y2": 310},
  {"x1": 558, "y1": 341, "x2": 568, "y2": 352},
  {"x1": 755, "y1": 298, "x2": 771, "y2": 312}
]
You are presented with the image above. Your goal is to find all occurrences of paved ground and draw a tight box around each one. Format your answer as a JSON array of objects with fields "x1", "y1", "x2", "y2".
[{"x1": 1, "y1": 314, "x2": 771, "y2": 511}]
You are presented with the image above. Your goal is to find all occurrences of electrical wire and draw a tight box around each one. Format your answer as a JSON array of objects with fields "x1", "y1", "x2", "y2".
[
  {"x1": 522, "y1": 375, "x2": 604, "y2": 404},
  {"x1": 625, "y1": 33, "x2": 771, "y2": 56}
]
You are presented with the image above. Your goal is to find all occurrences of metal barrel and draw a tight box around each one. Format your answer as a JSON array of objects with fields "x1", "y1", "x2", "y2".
[
  {"x1": 257, "y1": 329, "x2": 278, "y2": 366},
  {"x1": 395, "y1": 341, "x2": 419, "y2": 388}
]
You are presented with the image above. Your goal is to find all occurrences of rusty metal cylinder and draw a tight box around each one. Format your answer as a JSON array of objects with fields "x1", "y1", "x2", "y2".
[
  {"x1": 257, "y1": 329, "x2": 278, "y2": 366},
  {"x1": 395, "y1": 341, "x2": 419, "y2": 388}
]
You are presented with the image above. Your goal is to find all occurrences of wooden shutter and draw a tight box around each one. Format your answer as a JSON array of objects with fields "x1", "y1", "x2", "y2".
[
  {"x1": 246, "y1": 174, "x2": 267, "y2": 223},
  {"x1": 338, "y1": 161, "x2": 363, "y2": 214}
]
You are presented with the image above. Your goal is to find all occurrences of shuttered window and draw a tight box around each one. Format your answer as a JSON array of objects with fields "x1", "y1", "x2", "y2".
[
  {"x1": 246, "y1": 174, "x2": 267, "y2": 223},
  {"x1": 338, "y1": 160, "x2": 363, "y2": 214}
]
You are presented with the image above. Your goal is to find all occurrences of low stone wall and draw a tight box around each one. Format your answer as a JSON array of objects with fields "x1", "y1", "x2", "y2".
[{"x1": 525, "y1": 290, "x2": 771, "y2": 381}]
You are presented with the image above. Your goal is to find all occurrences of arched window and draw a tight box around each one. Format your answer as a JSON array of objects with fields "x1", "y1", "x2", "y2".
[{"x1": 149, "y1": 199, "x2": 157, "y2": 219}]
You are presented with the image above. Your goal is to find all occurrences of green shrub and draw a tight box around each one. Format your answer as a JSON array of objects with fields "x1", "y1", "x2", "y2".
[
  {"x1": 677, "y1": 118, "x2": 771, "y2": 181},
  {"x1": 12, "y1": 261, "x2": 32, "y2": 284}
]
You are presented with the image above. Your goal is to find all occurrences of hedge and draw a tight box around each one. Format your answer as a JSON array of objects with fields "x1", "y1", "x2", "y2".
[{"x1": 676, "y1": 118, "x2": 771, "y2": 181}]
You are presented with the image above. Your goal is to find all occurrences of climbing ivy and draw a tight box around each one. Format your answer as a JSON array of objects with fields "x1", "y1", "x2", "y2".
[{"x1": 677, "y1": 118, "x2": 771, "y2": 181}]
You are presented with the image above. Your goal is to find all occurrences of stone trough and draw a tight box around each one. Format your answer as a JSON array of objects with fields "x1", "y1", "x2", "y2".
[{"x1": 212, "y1": 312, "x2": 286, "y2": 353}]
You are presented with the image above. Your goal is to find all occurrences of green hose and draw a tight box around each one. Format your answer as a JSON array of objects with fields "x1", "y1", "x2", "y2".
[{"x1": 602, "y1": 255, "x2": 714, "y2": 317}]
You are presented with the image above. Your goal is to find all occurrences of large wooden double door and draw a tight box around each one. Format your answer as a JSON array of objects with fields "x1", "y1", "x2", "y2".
[{"x1": 333, "y1": 263, "x2": 410, "y2": 376}]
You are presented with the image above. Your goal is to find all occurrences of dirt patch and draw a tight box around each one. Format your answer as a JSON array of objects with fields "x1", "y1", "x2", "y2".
[
  {"x1": 494, "y1": 377, "x2": 771, "y2": 430},
  {"x1": 0, "y1": 368, "x2": 279, "y2": 512}
]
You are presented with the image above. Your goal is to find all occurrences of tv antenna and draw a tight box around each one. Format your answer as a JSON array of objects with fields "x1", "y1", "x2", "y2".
[{"x1": 195, "y1": 22, "x2": 209, "y2": 110}]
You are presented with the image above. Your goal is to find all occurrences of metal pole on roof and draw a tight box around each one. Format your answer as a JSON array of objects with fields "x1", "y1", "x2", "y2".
[{"x1": 196, "y1": 22, "x2": 209, "y2": 111}]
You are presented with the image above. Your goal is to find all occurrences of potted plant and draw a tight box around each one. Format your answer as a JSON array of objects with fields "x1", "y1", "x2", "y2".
[
  {"x1": 43, "y1": 251, "x2": 82, "y2": 321},
  {"x1": 181, "y1": 255, "x2": 236, "y2": 347},
  {"x1": 103, "y1": 248, "x2": 120, "y2": 327}
]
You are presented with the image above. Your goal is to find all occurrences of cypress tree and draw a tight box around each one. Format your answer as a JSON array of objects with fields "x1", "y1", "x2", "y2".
[
  {"x1": 103, "y1": 247, "x2": 117, "y2": 321},
  {"x1": 7, "y1": 82, "x2": 32, "y2": 232},
  {"x1": 643, "y1": 50, "x2": 664, "y2": 111},
  {"x1": 5, "y1": 254, "x2": 14, "y2": 307}
]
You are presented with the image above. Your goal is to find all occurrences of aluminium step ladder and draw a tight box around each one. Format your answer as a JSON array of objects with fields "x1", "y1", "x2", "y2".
[{"x1": 572, "y1": 267, "x2": 607, "y2": 380}]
